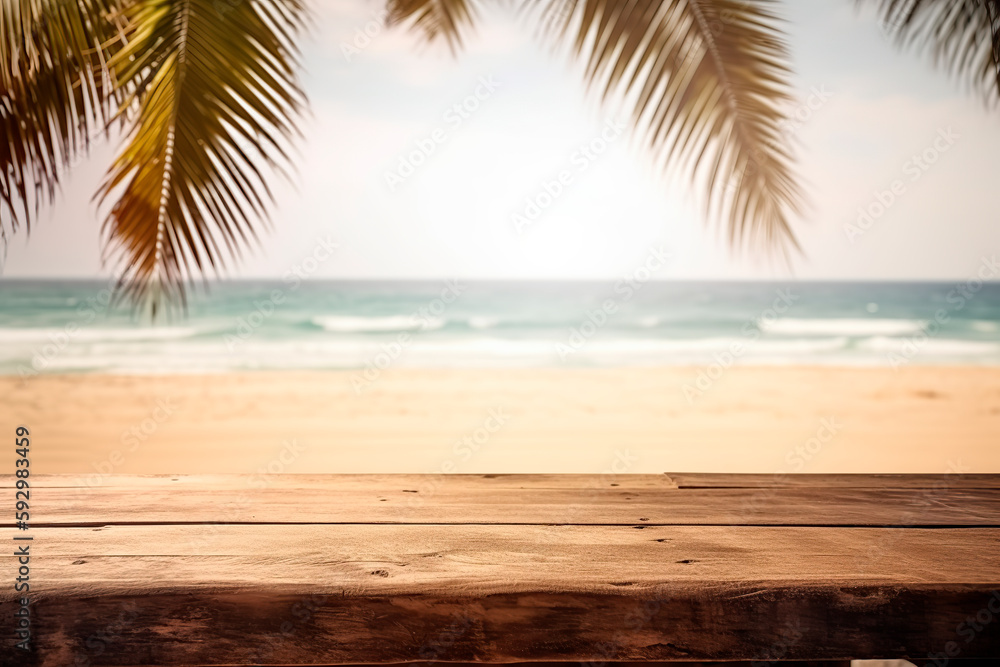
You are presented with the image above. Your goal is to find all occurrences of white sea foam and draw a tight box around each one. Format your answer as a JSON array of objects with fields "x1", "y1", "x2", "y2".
[
  {"x1": 0, "y1": 327, "x2": 200, "y2": 342},
  {"x1": 311, "y1": 315, "x2": 445, "y2": 332},
  {"x1": 2, "y1": 281, "x2": 999, "y2": 376},
  {"x1": 9, "y1": 333, "x2": 999, "y2": 374},
  {"x1": 971, "y1": 320, "x2": 999, "y2": 333},
  {"x1": 858, "y1": 337, "x2": 1000, "y2": 356},
  {"x1": 758, "y1": 318, "x2": 928, "y2": 336},
  {"x1": 468, "y1": 316, "x2": 500, "y2": 330}
]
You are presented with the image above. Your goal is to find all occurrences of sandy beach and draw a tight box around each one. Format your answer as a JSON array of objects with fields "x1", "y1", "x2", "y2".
[{"x1": 4, "y1": 365, "x2": 998, "y2": 476}]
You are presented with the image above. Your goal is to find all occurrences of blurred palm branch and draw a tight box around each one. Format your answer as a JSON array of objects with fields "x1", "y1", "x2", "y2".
[
  {"x1": 2, "y1": 0, "x2": 306, "y2": 315},
  {"x1": 2, "y1": 0, "x2": 999, "y2": 313},
  {"x1": 863, "y1": 0, "x2": 1000, "y2": 104}
]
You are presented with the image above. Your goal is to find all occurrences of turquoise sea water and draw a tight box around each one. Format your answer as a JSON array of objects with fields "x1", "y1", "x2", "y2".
[{"x1": 1, "y1": 280, "x2": 999, "y2": 374}]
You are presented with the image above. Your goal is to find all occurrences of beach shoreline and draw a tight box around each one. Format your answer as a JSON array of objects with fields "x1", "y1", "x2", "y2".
[{"x1": 5, "y1": 365, "x2": 999, "y2": 476}]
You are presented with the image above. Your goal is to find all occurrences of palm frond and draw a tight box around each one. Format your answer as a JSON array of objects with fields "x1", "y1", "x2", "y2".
[
  {"x1": 0, "y1": 0, "x2": 122, "y2": 249},
  {"x1": 387, "y1": 0, "x2": 478, "y2": 51},
  {"x1": 543, "y1": 0, "x2": 802, "y2": 253},
  {"x1": 97, "y1": 0, "x2": 307, "y2": 314},
  {"x1": 391, "y1": 0, "x2": 802, "y2": 254},
  {"x1": 863, "y1": 0, "x2": 1000, "y2": 103}
]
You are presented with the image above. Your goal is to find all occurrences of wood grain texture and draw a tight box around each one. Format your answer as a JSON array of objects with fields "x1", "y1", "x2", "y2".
[
  {"x1": 7, "y1": 524, "x2": 1000, "y2": 595},
  {"x1": 8, "y1": 473, "x2": 1000, "y2": 527},
  {"x1": 3, "y1": 473, "x2": 679, "y2": 490},
  {"x1": 663, "y1": 472, "x2": 1000, "y2": 489},
  {"x1": 14, "y1": 485, "x2": 1000, "y2": 526},
  {"x1": 11, "y1": 472, "x2": 1000, "y2": 488},
  {"x1": 0, "y1": 474, "x2": 998, "y2": 666}
]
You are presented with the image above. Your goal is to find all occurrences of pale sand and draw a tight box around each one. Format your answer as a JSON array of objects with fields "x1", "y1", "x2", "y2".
[{"x1": 3, "y1": 366, "x2": 999, "y2": 475}]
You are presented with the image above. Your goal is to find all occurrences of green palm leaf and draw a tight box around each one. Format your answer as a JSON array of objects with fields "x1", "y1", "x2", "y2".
[
  {"x1": 561, "y1": 0, "x2": 801, "y2": 253},
  {"x1": 863, "y1": 0, "x2": 1000, "y2": 104},
  {"x1": 7, "y1": 0, "x2": 799, "y2": 311},
  {"x1": 0, "y1": 0, "x2": 121, "y2": 248},
  {"x1": 97, "y1": 0, "x2": 307, "y2": 313},
  {"x1": 389, "y1": 0, "x2": 803, "y2": 254}
]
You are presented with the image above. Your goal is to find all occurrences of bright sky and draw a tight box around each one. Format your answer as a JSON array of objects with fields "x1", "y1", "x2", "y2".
[{"x1": 3, "y1": 0, "x2": 999, "y2": 281}]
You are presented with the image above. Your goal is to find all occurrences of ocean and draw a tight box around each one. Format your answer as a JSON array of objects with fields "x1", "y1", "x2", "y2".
[{"x1": 1, "y1": 279, "x2": 999, "y2": 375}]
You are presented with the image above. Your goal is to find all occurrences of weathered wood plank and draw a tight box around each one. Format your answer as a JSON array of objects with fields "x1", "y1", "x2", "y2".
[
  {"x1": 13, "y1": 472, "x2": 997, "y2": 529},
  {"x1": 0, "y1": 473, "x2": 678, "y2": 490},
  {"x1": 2, "y1": 524, "x2": 999, "y2": 664},
  {"x1": 8, "y1": 524, "x2": 1000, "y2": 595},
  {"x1": 18, "y1": 583, "x2": 958, "y2": 665},
  {"x1": 238, "y1": 663, "x2": 857, "y2": 667},
  {"x1": 4, "y1": 474, "x2": 999, "y2": 665},
  {"x1": 20, "y1": 485, "x2": 1000, "y2": 526},
  {"x1": 10, "y1": 474, "x2": 999, "y2": 527},
  {"x1": 664, "y1": 472, "x2": 998, "y2": 488},
  {"x1": 10, "y1": 471, "x2": 999, "y2": 490},
  {"x1": 127, "y1": 663, "x2": 857, "y2": 667}
]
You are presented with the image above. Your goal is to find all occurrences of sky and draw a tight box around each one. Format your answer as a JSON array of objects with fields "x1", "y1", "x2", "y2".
[{"x1": 3, "y1": 0, "x2": 1000, "y2": 281}]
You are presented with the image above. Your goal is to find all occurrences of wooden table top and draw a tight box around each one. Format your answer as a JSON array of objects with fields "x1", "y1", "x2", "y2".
[{"x1": 3, "y1": 473, "x2": 999, "y2": 665}]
